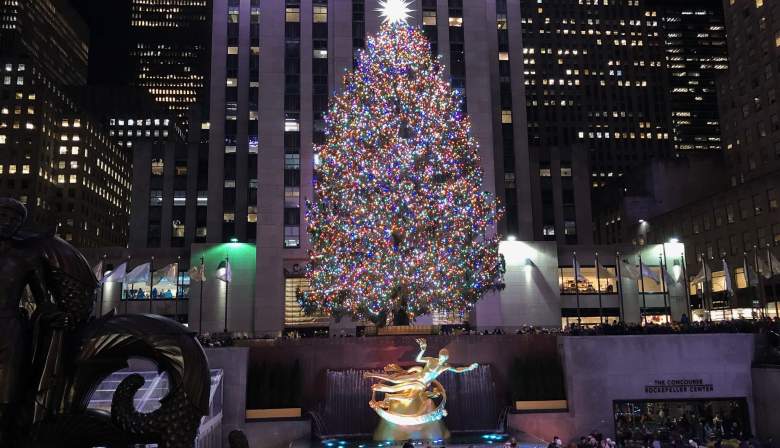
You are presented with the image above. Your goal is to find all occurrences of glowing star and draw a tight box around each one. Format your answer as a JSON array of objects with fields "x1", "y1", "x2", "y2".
[{"x1": 377, "y1": 0, "x2": 413, "y2": 24}]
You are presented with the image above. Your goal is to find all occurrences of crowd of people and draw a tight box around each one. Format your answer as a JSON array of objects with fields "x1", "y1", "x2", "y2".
[{"x1": 195, "y1": 317, "x2": 780, "y2": 345}]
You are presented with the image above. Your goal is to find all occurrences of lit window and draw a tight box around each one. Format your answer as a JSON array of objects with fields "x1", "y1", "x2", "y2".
[
  {"x1": 151, "y1": 159, "x2": 164, "y2": 176},
  {"x1": 539, "y1": 168, "x2": 551, "y2": 177},
  {"x1": 0, "y1": 135, "x2": 5, "y2": 144},
  {"x1": 226, "y1": 78, "x2": 238, "y2": 87},
  {"x1": 21, "y1": 165, "x2": 29, "y2": 174},
  {"x1": 423, "y1": 11, "x2": 436, "y2": 26},
  {"x1": 756, "y1": 0, "x2": 764, "y2": 7},
  {"x1": 561, "y1": 167, "x2": 572, "y2": 177},
  {"x1": 150, "y1": 190, "x2": 163, "y2": 206},
  {"x1": 69, "y1": 175, "x2": 77, "y2": 184},
  {"x1": 501, "y1": 110, "x2": 512, "y2": 124},
  {"x1": 449, "y1": 17, "x2": 463, "y2": 27},
  {"x1": 313, "y1": 49, "x2": 328, "y2": 59},
  {"x1": 224, "y1": 179, "x2": 236, "y2": 188},
  {"x1": 228, "y1": 46, "x2": 239, "y2": 55},
  {"x1": 313, "y1": 5, "x2": 327, "y2": 23},
  {"x1": 223, "y1": 212, "x2": 236, "y2": 223},
  {"x1": 285, "y1": 119, "x2": 300, "y2": 132},
  {"x1": 499, "y1": 52, "x2": 509, "y2": 61},
  {"x1": 59, "y1": 146, "x2": 68, "y2": 155},
  {"x1": 496, "y1": 14, "x2": 507, "y2": 30},
  {"x1": 57, "y1": 174, "x2": 65, "y2": 183},
  {"x1": 285, "y1": 7, "x2": 300, "y2": 22},
  {"x1": 248, "y1": 206, "x2": 258, "y2": 223}
]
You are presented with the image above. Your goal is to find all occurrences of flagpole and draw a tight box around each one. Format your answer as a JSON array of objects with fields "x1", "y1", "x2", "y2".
[
  {"x1": 224, "y1": 255, "x2": 230, "y2": 333},
  {"x1": 573, "y1": 252, "x2": 581, "y2": 325},
  {"x1": 743, "y1": 251, "x2": 754, "y2": 319},
  {"x1": 175, "y1": 256, "x2": 181, "y2": 323},
  {"x1": 681, "y1": 253, "x2": 691, "y2": 321},
  {"x1": 659, "y1": 253, "x2": 669, "y2": 323},
  {"x1": 149, "y1": 256, "x2": 155, "y2": 314},
  {"x1": 198, "y1": 257, "x2": 205, "y2": 334},
  {"x1": 98, "y1": 253, "x2": 106, "y2": 317},
  {"x1": 769, "y1": 244, "x2": 778, "y2": 318},
  {"x1": 703, "y1": 253, "x2": 712, "y2": 318},
  {"x1": 595, "y1": 252, "x2": 603, "y2": 324},
  {"x1": 123, "y1": 255, "x2": 131, "y2": 315},
  {"x1": 616, "y1": 251, "x2": 624, "y2": 322},
  {"x1": 754, "y1": 245, "x2": 766, "y2": 318},
  {"x1": 639, "y1": 254, "x2": 647, "y2": 325}
]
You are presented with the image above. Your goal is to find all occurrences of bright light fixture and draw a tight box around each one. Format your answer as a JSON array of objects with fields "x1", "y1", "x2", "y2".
[{"x1": 377, "y1": 0, "x2": 413, "y2": 24}]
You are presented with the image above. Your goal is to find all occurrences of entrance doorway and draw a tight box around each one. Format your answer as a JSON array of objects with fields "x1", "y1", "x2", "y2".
[{"x1": 613, "y1": 398, "x2": 750, "y2": 447}]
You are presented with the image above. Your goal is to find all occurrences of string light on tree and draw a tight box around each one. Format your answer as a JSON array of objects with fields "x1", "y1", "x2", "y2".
[
  {"x1": 299, "y1": 15, "x2": 504, "y2": 325},
  {"x1": 377, "y1": 0, "x2": 413, "y2": 24}
]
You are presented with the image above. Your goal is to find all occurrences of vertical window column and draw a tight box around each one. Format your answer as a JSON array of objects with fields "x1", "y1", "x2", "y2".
[
  {"x1": 448, "y1": 0, "x2": 466, "y2": 113},
  {"x1": 352, "y1": 0, "x2": 365, "y2": 66},
  {"x1": 496, "y1": 0, "x2": 518, "y2": 234},
  {"x1": 284, "y1": 0, "x2": 301, "y2": 248},
  {"x1": 248, "y1": 0, "x2": 261, "y2": 242},
  {"x1": 223, "y1": 0, "x2": 241, "y2": 241},
  {"x1": 421, "y1": 0, "x2": 438, "y2": 55}
]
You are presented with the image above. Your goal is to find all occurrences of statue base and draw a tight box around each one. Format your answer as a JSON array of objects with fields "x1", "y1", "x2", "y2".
[{"x1": 373, "y1": 419, "x2": 450, "y2": 442}]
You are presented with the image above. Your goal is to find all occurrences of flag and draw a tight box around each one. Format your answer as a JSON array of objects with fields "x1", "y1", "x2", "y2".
[
  {"x1": 188, "y1": 263, "x2": 206, "y2": 282},
  {"x1": 664, "y1": 268, "x2": 678, "y2": 285},
  {"x1": 691, "y1": 265, "x2": 707, "y2": 284},
  {"x1": 621, "y1": 260, "x2": 640, "y2": 280},
  {"x1": 757, "y1": 255, "x2": 773, "y2": 279},
  {"x1": 154, "y1": 263, "x2": 178, "y2": 283},
  {"x1": 125, "y1": 262, "x2": 151, "y2": 284},
  {"x1": 597, "y1": 262, "x2": 615, "y2": 279},
  {"x1": 722, "y1": 259, "x2": 734, "y2": 296},
  {"x1": 744, "y1": 258, "x2": 759, "y2": 287},
  {"x1": 640, "y1": 263, "x2": 661, "y2": 284},
  {"x1": 104, "y1": 262, "x2": 127, "y2": 283},
  {"x1": 770, "y1": 252, "x2": 780, "y2": 275},
  {"x1": 573, "y1": 259, "x2": 587, "y2": 282},
  {"x1": 216, "y1": 259, "x2": 232, "y2": 283},
  {"x1": 92, "y1": 261, "x2": 103, "y2": 283}
]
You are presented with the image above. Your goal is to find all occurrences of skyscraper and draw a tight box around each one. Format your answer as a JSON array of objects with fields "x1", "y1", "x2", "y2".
[
  {"x1": 651, "y1": 0, "x2": 728, "y2": 153},
  {"x1": 0, "y1": 0, "x2": 131, "y2": 246},
  {"x1": 129, "y1": 0, "x2": 211, "y2": 125}
]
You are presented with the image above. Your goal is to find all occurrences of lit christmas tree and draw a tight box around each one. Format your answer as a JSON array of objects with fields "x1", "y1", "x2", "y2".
[{"x1": 300, "y1": 2, "x2": 503, "y2": 325}]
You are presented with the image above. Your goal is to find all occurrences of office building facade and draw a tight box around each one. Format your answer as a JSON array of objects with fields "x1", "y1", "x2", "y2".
[{"x1": 0, "y1": 0, "x2": 131, "y2": 246}]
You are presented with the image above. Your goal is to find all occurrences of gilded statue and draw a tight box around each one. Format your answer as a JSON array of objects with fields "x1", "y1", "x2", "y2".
[{"x1": 364, "y1": 338, "x2": 478, "y2": 441}]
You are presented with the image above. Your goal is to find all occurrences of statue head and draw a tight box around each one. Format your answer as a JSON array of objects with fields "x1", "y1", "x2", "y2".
[
  {"x1": 438, "y1": 348, "x2": 449, "y2": 362},
  {"x1": 0, "y1": 198, "x2": 26, "y2": 239}
]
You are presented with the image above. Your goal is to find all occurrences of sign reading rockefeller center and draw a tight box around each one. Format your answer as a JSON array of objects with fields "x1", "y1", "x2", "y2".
[{"x1": 644, "y1": 379, "x2": 715, "y2": 394}]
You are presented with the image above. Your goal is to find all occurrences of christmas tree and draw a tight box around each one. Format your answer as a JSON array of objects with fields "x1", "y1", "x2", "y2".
[{"x1": 301, "y1": 3, "x2": 502, "y2": 325}]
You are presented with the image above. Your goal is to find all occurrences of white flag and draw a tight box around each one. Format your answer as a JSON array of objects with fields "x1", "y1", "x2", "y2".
[
  {"x1": 573, "y1": 259, "x2": 587, "y2": 282},
  {"x1": 104, "y1": 262, "x2": 128, "y2": 283},
  {"x1": 216, "y1": 260, "x2": 232, "y2": 283},
  {"x1": 723, "y1": 259, "x2": 734, "y2": 296},
  {"x1": 757, "y1": 255, "x2": 773, "y2": 279},
  {"x1": 92, "y1": 261, "x2": 103, "y2": 283},
  {"x1": 154, "y1": 263, "x2": 178, "y2": 283},
  {"x1": 770, "y1": 252, "x2": 780, "y2": 275},
  {"x1": 691, "y1": 265, "x2": 707, "y2": 284},
  {"x1": 640, "y1": 264, "x2": 660, "y2": 284},
  {"x1": 621, "y1": 260, "x2": 640, "y2": 280},
  {"x1": 188, "y1": 263, "x2": 206, "y2": 282},
  {"x1": 597, "y1": 262, "x2": 615, "y2": 279},
  {"x1": 125, "y1": 262, "x2": 151, "y2": 284}
]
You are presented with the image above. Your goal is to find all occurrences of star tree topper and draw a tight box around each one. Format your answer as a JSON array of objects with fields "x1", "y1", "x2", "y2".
[{"x1": 377, "y1": 0, "x2": 413, "y2": 24}]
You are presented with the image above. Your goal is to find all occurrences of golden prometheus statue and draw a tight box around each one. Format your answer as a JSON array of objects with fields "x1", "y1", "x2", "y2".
[{"x1": 364, "y1": 338, "x2": 478, "y2": 441}]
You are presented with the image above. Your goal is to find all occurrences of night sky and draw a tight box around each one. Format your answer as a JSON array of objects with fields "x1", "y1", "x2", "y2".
[{"x1": 70, "y1": 0, "x2": 134, "y2": 85}]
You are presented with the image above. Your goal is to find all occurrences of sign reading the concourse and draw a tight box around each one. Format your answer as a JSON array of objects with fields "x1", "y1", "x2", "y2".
[{"x1": 644, "y1": 379, "x2": 714, "y2": 394}]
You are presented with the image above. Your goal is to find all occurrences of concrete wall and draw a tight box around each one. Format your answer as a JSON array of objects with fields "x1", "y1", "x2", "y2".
[
  {"x1": 205, "y1": 347, "x2": 249, "y2": 448},
  {"x1": 751, "y1": 367, "x2": 780, "y2": 443},
  {"x1": 510, "y1": 334, "x2": 756, "y2": 443}
]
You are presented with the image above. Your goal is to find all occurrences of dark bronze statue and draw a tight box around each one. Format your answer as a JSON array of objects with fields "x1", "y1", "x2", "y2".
[{"x1": 0, "y1": 198, "x2": 210, "y2": 447}]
